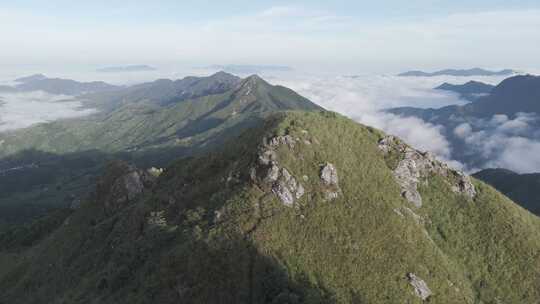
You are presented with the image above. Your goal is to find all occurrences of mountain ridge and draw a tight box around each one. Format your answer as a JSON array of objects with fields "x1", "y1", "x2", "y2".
[
  {"x1": 399, "y1": 68, "x2": 516, "y2": 77},
  {"x1": 1, "y1": 111, "x2": 538, "y2": 303}
]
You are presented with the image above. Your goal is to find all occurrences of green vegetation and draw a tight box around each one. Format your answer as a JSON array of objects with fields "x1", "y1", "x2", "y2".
[
  {"x1": 0, "y1": 74, "x2": 321, "y2": 226},
  {"x1": 1, "y1": 111, "x2": 538, "y2": 303}
]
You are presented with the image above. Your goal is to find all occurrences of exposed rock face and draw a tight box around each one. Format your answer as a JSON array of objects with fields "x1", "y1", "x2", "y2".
[
  {"x1": 407, "y1": 273, "x2": 432, "y2": 300},
  {"x1": 271, "y1": 169, "x2": 305, "y2": 206},
  {"x1": 252, "y1": 136, "x2": 305, "y2": 206},
  {"x1": 320, "y1": 163, "x2": 341, "y2": 200},
  {"x1": 378, "y1": 136, "x2": 476, "y2": 207},
  {"x1": 268, "y1": 135, "x2": 296, "y2": 149},
  {"x1": 95, "y1": 161, "x2": 156, "y2": 213},
  {"x1": 320, "y1": 163, "x2": 339, "y2": 186},
  {"x1": 452, "y1": 172, "x2": 477, "y2": 198}
]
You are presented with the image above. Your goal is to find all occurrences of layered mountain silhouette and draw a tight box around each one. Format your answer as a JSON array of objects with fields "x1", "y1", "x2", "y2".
[
  {"x1": 387, "y1": 75, "x2": 540, "y2": 169},
  {"x1": 435, "y1": 80, "x2": 494, "y2": 101},
  {"x1": 1, "y1": 111, "x2": 538, "y2": 303},
  {"x1": 398, "y1": 68, "x2": 516, "y2": 77},
  {"x1": 0, "y1": 74, "x2": 121, "y2": 95},
  {"x1": 474, "y1": 168, "x2": 540, "y2": 216}
]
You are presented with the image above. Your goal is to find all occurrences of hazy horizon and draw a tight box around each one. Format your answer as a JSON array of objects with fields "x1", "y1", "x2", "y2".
[{"x1": 2, "y1": 1, "x2": 540, "y2": 73}]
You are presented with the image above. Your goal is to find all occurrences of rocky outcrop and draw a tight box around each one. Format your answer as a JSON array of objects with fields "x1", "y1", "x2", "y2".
[
  {"x1": 268, "y1": 135, "x2": 296, "y2": 149},
  {"x1": 95, "y1": 161, "x2": 156, "y2": 213},
  {"x1": 252, "y1": 136, "x2": 305, "y2": 206},
  {"x1": 378, "y1": 136, "x2": 476, "y2": 207},
  {"x1": 407, "y1": 273, "x2": 432, "y2": 301},
  {"x1": 271, "y1": 168, "x2": 305, "y2": 206},
  {"x1": 320, "y1": 163, "x2": 339, "y2": 186},
  {"x1": 320, "y1": 163, "x2": 341, "y2": 200},
  {"x1": 452, "y1": 171, "x2": 477, "y2": 198}
]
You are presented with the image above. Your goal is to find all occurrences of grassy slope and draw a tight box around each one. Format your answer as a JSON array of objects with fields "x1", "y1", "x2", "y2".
[{"x1": 0, "y1": 111, "x2": 538, "y2": 303}]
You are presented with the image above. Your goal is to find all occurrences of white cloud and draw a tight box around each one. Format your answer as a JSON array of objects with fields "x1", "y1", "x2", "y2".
[
  {"x1": 0, "y1": 91, "x2": 96, "y2": 132},
  {"x1": 453, "y1": 113, "x2": 540, "y2": 173},
  {"x1": 454, "y1": 123, "x2": 472, "y2": 139}
]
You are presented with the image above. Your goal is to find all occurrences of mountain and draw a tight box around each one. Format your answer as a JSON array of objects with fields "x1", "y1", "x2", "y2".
[
  {"x1": 82, "y1": 71, "x2": 243, "y2": 110},
  {"x1": 0, "y1": 73, "x2": 320, "y2": 157},
  {"x1": 390, "y1": 75, "x2": 540, "y2": 118},
  {"x1": 435, "y1": 81, "x2": 494, "y2": 101},
  {"x1": 97, "y1": 65, "x2": 157, "y2": 73},
  {"x1": 466, "y1": 74, "x2": 540, "y2": 117},
  {"x1": 473, "y1": 168, "x2": 540, "y2": 216},
  {"x1": 398, "y1": 68, "x2": 516, "y2": 77},
  {"x1": 6, "y1": 74, "x2": 121, "y2": 95},
  {"x1": 1, "y1": 111, "x2": 538, "y2": 303},
  {"x1": 14, "y1": 73, "x2": 48, "y2": 83},
  {"x1": 0, "y1": 73, "x2": 322, "y2": 226},
  {"x1": 387, "y1": 75, "x2": 540, "y2": 169}
]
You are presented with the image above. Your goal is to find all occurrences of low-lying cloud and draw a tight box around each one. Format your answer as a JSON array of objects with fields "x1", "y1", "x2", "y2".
[
  {"x1": 274, "y1": 73, "x2": 540, "y2": 173},
  {"x1": 275, "y1": 74, "x2": 510, "y2": 170},
  {"x1": 453, "y1": 113, "x2": 540, "y2": 173},
  {"x1": 0, "y1": 91, "x2": 96, "y2": 132}
]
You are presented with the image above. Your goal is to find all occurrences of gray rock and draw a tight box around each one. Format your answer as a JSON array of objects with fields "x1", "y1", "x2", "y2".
[
  {"x1": 407, "y1": 273, "x2": 432, "y2": 300},
  {"x1": 269, "y1": 135, "x2": 296, "y2": 148},
  {"x1": 265, "y1": 164, "x2": 280, "y2": 183},
  {"x1": 320, "y1": 163, "x2": 341, "y2": 201},
  {"x1": 272, "y1": 181, "x2": 296, "y2": 206},
  {"x1": 320, "y1": 163, "x2": 339, "y2": 186},
  {"x1": 378, "y1": 135, "x2": 476, "y2": 207},
  {"x1": 452, "y1": 172, "x2": 477, "y2": 198},
  {"x1": 97, "y1": 161, "x2": 156, "y2": 213},
  {"x1": 258, "y1": 150, "x2": 277, "y2": 166},
  {"x1": 273, "y1": 168, "x2": 305, "y2": 205},
  {"x1": 119, "y1": 171, "x2": 145, "y2": 202}
]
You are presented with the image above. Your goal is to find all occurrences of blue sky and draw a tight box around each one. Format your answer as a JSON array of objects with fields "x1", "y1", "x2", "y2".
[{"x1": 1, "y1": 1, "x2": 540, "y2": 73}]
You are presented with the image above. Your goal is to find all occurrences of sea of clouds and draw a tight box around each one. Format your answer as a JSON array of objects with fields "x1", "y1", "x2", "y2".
[
  {"x1": 272, "y1": 73, "x2": 540, "y2": 173},
  {"x1": 1, "y1": 69, "x2": 538, "y2": 173},
  {"x1": 0, "y1": 91, "x2": 96, "y2": 132}
]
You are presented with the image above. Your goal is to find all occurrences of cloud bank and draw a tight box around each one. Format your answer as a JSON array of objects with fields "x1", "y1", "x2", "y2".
[
  {"x1": 0, "y1": 91, "x2": 96, "y2": 132},
  {"x1": 453, "y1": 113, "x2": 540, "y2": 173},
  {"x1": 274, "y1": 74, "x2": 538, "y2": 172}
]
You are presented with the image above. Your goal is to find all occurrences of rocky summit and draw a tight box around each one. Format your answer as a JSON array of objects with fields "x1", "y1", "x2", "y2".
[{"x1": 1, "y1": 111, "x2": 539, "y2": 304}]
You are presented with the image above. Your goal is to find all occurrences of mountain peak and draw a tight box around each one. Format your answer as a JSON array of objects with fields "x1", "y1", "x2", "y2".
[
  {"x1": 2, "y1": 111, "x2": 539, "y2": 303},
  {"x1": 208, "y1": 71, "x2": 241, "y2": 82},
  {"x1": 14, "y1": 73, "x2": 47, "y2": 83}
]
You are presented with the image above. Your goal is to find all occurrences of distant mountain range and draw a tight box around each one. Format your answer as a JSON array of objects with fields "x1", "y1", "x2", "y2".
[
  {"x1": 387, "y1": 74, "x2": 540, "y2": 169},
  {"x1": 0, "y1": 74, "x2": 120, "y2": 95},
  {"x1": 398, "y1": 68, "x2": 516, "y2": 77},
  {"x1": 435, "y1": 80, "x2": 494, "y2": 101},
  {"x1": 474, "y1": 168, "x2": 540, "y2": 216},
  {"x1": 96, "y1": 65, "x2": 157, "y2": 73}
]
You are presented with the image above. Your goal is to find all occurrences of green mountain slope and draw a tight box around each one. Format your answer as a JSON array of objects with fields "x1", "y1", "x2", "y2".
[
  {"x1": 473, "y1": 168, "x2": 540, "y2": 216},
  {"x1": 0, "y1": 73, "x2": 321, "y2": 227},
  {"x1": 0, "y1": 74, "x2": 320, "y2": 157},
  {"x1": 1, "y1": 111, "x2": 538, "y2": 304}
]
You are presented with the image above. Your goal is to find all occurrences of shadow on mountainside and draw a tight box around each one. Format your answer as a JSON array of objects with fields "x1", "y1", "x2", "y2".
[{"x1": 0, "y1": 158, "x2": 338, "y2": 304}]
